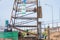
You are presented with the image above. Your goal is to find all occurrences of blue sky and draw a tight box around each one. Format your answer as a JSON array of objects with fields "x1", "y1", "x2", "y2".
[{"x1": 0, "y1": 0, "x2": 60, "y2": 26}]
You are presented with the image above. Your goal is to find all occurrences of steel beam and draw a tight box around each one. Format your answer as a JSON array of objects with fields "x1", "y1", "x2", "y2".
[
  {"x1": 12, "y1": 27, "x2": 38, "y2": 36},
  {"x1": 17, "y1": 1, "x2": 36, "y2": 4},
  {"x1": 11, "y1": 25, "x2": 37, "y2": 27},
  {"x1": 12, "y1": 17, "x2": 37, "y2": 20},
  {"x1": 13, "y1": 8, "x2": 37, "y2": 12}
]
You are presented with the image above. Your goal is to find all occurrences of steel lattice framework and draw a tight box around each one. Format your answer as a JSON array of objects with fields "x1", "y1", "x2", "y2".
[{"x1": 10, "y1": 0, "x2": 42, "y2": 39}]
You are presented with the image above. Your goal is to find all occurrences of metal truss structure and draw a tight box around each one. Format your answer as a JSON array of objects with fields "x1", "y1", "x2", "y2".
[{"x1": 10, "y1": 0, "x2": 42, "y2": 39}]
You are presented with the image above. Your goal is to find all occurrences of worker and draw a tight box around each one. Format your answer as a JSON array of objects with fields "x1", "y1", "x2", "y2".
[
  {"x1": 18, "y1": 32, "x2": 22, "y2": 37},
  {"x1": 4, "y1": 26, "x2": 12, "y2": 32},
  {"x1": 4, "y1": 20, "x2": 12, "y2": 32}
]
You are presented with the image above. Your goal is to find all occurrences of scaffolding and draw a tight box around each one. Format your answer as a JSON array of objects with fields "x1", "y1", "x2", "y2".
[{"x1": 10, "y1": 0, "x2": 42, "y2": 40}]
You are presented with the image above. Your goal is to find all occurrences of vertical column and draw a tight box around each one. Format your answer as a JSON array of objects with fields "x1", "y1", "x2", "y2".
[
  {"x1": 37, "y1": 0, "x2": 42, "y2": 40},
  {"x1": 13, "y1": 0, "x2": 17, "y2": 27},
  {"x1": 38, "y1": 22, "x2": 42, "y2": 39},
  {"x1": 48, "y1": 26, "x2": 50, "y2": 40}
]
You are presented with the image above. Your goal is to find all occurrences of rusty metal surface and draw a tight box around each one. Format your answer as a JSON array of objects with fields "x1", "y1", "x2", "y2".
[{"x1": 18, "y1": 37, "x2": 38, "y2": 40}]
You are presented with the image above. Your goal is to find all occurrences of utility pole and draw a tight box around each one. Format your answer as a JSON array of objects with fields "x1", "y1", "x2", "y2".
[
  {"x1": 37, "y1": 0, "x2": 42, "y2": 40},
  {"x1": 38, "y1": 22, "x2": 42, "y2": 40},
  {"x1": 48, "y1": 26, "x2": 50, "y2": 40}
]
